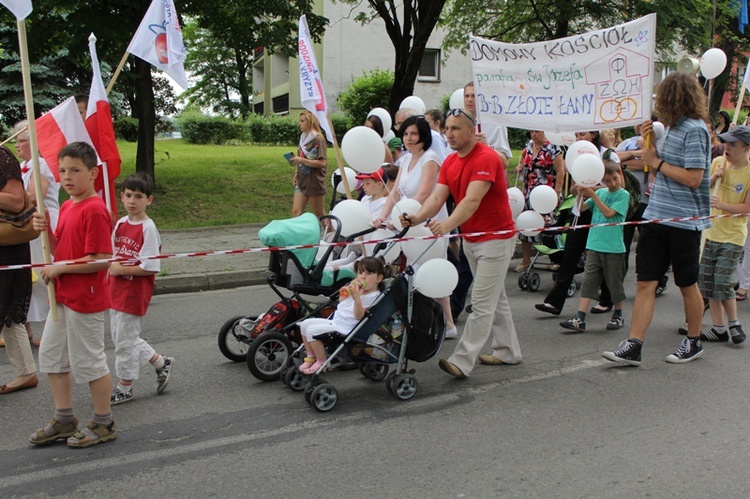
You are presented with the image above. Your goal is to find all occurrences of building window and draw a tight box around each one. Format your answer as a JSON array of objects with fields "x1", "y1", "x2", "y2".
[{"x1": 418, "y1": 48, "x2": 441, "y2": 82}]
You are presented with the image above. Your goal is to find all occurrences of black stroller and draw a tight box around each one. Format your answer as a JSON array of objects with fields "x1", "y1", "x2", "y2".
[{"x1": 280, "y1": 263, "x2": 446, "y2": 412}]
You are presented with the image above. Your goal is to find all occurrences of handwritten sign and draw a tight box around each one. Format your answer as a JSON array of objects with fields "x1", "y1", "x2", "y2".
[{"x1": 470, "y1": 14, "x2": 656, "y2": 132}]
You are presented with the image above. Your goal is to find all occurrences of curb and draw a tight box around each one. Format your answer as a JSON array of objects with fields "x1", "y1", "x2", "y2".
[{"x1": 154, "y1": 269, "x2": 269, "y2": 295}]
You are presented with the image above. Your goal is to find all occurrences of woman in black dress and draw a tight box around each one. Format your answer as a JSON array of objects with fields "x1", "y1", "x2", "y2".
[{"x1": 0, "y1": 146, "x2": 38, "y2": 394}]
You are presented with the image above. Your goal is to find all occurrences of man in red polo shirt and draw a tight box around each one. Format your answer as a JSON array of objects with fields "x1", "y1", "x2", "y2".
[{"x1": 404, "y1": 109, "x2": 521, "y2": 379}]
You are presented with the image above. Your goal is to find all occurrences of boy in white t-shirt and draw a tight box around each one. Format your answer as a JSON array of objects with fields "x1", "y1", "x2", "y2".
[
  {"x1": 357, "y1": 167, "x2": 388, "y2": 220},
  {"x1": 108, "y1": 173, "x2": 173, "y2": 405}
]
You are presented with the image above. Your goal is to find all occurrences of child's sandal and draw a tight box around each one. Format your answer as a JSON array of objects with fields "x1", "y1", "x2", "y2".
[
  {"x1": 298, "y1": 357, "x2": 316, "y2": 373},
  {"x1": 301, "y1": 359, "x2": 327, "y2": 375}
]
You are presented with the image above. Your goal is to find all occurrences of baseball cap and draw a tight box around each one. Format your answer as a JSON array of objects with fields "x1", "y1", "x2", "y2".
[
  {"x1": 355, "y1": 167, "x2": 386, "y2": 182},
  {"x1": 718, "y1": 125, "x2": 750, "y2": 145},
  {"x1": 387, "y1": 137, "x2": 403, "y2": 152}
]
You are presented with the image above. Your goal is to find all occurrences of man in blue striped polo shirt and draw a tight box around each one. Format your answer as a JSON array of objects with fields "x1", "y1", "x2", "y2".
[{"x1": 603, "y1": 72, "x2": 711, "y2": 366}]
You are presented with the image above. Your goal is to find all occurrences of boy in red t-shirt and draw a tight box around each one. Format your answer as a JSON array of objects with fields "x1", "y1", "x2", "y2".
[
  {"x1": 108, "y1": 172, "x2": 172, "y2": 405},
  {"x1": 30, "y1": 142, "x2": 116, "y2": 448}
]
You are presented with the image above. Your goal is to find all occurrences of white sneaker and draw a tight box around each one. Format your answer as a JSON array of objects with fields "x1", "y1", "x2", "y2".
[{"x1": 444, "y1": 326, "x2": 458, "y2": 339}]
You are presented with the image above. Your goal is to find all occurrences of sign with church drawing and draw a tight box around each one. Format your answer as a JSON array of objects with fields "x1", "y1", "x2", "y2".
[{"x1": 470, "y1": 14, "x2": 656, "y2": 132}]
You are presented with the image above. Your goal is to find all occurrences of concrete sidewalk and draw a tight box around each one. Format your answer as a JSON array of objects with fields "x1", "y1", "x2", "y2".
[{"x1": 155, "y1": 223, "x2": 271, "y2": 295}]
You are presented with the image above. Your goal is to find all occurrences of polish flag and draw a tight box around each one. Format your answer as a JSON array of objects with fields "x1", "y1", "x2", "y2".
[
  {"x1": 0, "y1": 0, "x2": 32, "y2": 20},
  {"x1": 36, "y1": 96, "x2": 100, "y2": 182},
  {"x1": 87, "y1": 33, "x2": 121, "y2": 217}
]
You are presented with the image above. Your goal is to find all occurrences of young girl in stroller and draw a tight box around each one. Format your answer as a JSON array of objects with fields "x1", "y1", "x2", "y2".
[{"x1": 298, "y1": 257, "x2": 386, "y2": 374}]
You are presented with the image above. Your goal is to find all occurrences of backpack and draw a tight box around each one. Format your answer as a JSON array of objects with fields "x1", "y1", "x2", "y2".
[
  {"x1": 247, "y1": 299, "x2": 301, "y2": 339},
  {"x1": 404, "y1": 292, "x2": 445, "y2": 362},
  {"x1": 621, "y1": 169, "x2": 642, "y2": 221}
]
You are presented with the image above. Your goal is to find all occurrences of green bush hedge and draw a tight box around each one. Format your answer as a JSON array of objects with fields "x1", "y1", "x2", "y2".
[
  {"x1": 338, "y1": 69, "x2": 394, "y2": 125},
  {"x1": 114, "y1": 117, "x2": 139, "y2": 142}
]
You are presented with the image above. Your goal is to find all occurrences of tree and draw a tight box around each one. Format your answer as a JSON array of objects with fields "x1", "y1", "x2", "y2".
[
  {"x1": 181, "y1": 0, "x2": 328, "y2": 119},
  {"x1": 340, "y1": 0, "x2": 448, "y2": 114}
]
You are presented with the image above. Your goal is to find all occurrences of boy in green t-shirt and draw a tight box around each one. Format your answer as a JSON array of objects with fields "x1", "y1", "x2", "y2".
[
  {"x1": 561, "y1": 161, "x2": 630, "y2": 332},
  {"x1": 698, "y1": 126, "x2": 750, "y2": 344}
]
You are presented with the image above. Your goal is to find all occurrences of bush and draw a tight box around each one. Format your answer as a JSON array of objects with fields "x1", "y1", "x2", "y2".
[
  {"x1": 115, "y1": 117, "x2": 139, "y2": 142},
  {"x1": 180, "y1": 113, "x2": 244, "y2": 145},
  {"x1": 338, "y1": 69, "x2": 394, "y2": 125},
  {"x1": 245, "y1": 114, "x2": 297, "y2": 144}
]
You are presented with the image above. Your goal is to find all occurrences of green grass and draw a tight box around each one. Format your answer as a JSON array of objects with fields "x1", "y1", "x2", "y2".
[
  {"x1": 117, "y1": 140, "x2": 300, "y2": 229},
  {"x1": 113, "y1": 140, "x2": 523, "y2": 229}
]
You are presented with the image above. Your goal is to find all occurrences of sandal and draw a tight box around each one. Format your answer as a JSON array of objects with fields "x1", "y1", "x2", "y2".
[
  {"x1": 298, "y1": 357, "x2": 316, "y2": 373},
  {"x1": 513, "y1": 263, "x2": 530, "y2": 273},
  {"x1": 29, "y1": 418, "x2": 79, "y2": 445},
  {"x1": 737, "y1": 291, "x2": 747, "y2": 302},
  {"x1": 0, "y1": 338, "x2": 4, "y2": 347},
  {"x1": 66, "y1": 421, "x2": 117, "y2": 448},
  {"x1": 301, "y1": 359, "x2": 327, "y2": 375},
  {"x1": 590, "y1": 305, "x2": 612, "y2": 314}
]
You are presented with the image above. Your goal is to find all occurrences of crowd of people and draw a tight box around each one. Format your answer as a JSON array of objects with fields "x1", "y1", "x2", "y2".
[{"x1": 2, "y1": 71, "x2": 749, "y2": 449}]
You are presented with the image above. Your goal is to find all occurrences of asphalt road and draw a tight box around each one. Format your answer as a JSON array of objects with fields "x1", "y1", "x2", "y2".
[{"x1": 1, "y1": 265, "x2": 749, "y2": 498}]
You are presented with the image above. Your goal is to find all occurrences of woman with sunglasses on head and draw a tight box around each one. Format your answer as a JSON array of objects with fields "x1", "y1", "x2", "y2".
[{"x1": 376, "y1": 115, "x2": 456, "y2": 338}]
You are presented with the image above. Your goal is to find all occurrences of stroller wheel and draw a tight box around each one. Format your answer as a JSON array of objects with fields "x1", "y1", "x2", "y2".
[
  {"x1": 528, "y1": 273, "x2": 541, "y2": 292},
  {"x1": 385, "y1": 371, "x2": 397, "y2": 395},
  {"x1": 218, "y1": 315, "x2": 255, "y2": 362},
  {"x1": 566, "y1": 280, "x2": 578, "y2": 298},
  {"x1": 363, "y1": 364, "x2": 389, "y2": 381},
  {"x1": 304, "y1": 377, "x2": 327, "y2": 405},
  {"x1": 310, "y1": 383, "x2": 338, "y2": 412},
  {"x1": 284, "y1": 365, "x2": 307, "y2": 391},
  {"x1": 392, "y1": 374, "x2": 418, "y2": 401},
  {"x1": 518, "y1": 273, "x2": 529, "y2": 290},
  {"x1": 247, "y1": 331, "x2": 293, "y2": 382}
]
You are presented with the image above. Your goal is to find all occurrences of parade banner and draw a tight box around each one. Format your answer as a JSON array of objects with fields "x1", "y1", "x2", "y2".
[
  {"x1": 298, "y1": 14, "x2": 334, "y2": 143},
  {"x1": 0, "y1": 0, "x2": 31, "y2": 20},
  {"x1": 470, "y1": 14, "x2": 656, "y2": 132}
]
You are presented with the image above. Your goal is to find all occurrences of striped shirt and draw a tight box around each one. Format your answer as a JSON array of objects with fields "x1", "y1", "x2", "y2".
[{"x1": 643, "y1": 118, "x2": 711, "y2": 231}]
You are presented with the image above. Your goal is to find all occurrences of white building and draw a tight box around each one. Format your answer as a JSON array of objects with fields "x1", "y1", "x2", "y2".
[{"x1": 252, "y1": 1, "x2": 471, "y2": 117}]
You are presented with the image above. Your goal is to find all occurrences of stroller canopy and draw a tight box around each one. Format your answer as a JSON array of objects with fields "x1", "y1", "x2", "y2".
[{"x1": 259, "y1": 213, "x2": 319, "y2": 268}]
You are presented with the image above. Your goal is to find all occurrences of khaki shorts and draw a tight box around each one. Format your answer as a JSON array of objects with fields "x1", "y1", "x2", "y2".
[{"x1": 39, "y1": 305, "x2": 109, "y2": 384}]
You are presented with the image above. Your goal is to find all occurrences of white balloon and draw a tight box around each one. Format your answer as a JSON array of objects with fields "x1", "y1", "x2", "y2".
[
  {"x1": 449, "y1": 88, "x2": 464, "y2": 110},
  {"x1": 368, "y1": 107, "x2": 392, "y2": 137},
  {"x1": 571, "y1": 154, "x2": 605, "y2": 188},
  {"x1": 414, "y1": 259, "x2": 459, "y2": 299},
  {"x1": 399, "y1": 95, "x2": 426, "y2": 114},
  {"x1": 390, "y1": 198, "x2": 423, "y2": 230},
  {"x1": 652, "y1": 121, "x2": 665, "y2": 140},
  {"x1": 529, "y1": 185, "x2": 558, "y2": 214},
  {"x1": 341, "y1": 126, "x2": 386, "y2": 173},
  {"x1": 544, "y1": 131, "x2": 577, "y2": 147},
  {"x1": 699, "y1": 48, "x2": 727, "y2": 80},
  {"x1": 565, "y1": 140, "x2": 601, "y2": 175},
  {"x1": 383, "y1": 130, "x2": 396, "y2": 143},
  {"x1": 331, "y1": 199, "x2": 373, "y2": 236},
  {"x1": 402, "y1": 225, "x2": 447, "y2": 264},
  {"x1": 515, "y1": 210, "x2": 545, "y2": 237},
  {"x1": 331, "y1": 167, "x2": 358, "y2": 195},
  {"x1": 507, "y1": 187, "x2": 525, "y2": 219}
]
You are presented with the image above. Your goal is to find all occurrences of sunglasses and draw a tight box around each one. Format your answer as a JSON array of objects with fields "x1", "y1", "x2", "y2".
[{"x1": 445, "y1": 108, "x2": 475, "y2": 125}]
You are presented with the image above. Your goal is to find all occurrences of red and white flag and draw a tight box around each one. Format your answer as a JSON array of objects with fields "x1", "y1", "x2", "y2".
[
  {"x1": 0, "y1": 0, "x2": 32, "y2": 20},
  {"x1": 36, "y1": 97, "x2": 100, "y2": 182},
  {"x1": 127, "y1": 0, "x2": 188, "y2": 89},
  {"x1": 87, "y1": 33, "x2": 121, "y2": 217},
  {"x1": 298, "y1": 15, "x2": 333, "y2": 143}
]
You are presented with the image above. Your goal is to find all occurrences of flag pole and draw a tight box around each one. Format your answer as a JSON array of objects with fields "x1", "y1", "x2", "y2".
[
  {"x1": 0, "y1": 126, "x2": 27, "y2": 147},
  {"x1": 102, "y1": 160, "x2": 113, "y2": 217},
  {"x1": 16, "y1": 19, "x2": 58, "y2": 321},
  {"x1": 325, "y1": 113, "x2": 353, "y2": 199},
  {"x1": 733, "y1": 81, "x2": 747, "y2": 125},
  {"x1": 105, "y1": 50, "x2": 129, "y2": 96}
]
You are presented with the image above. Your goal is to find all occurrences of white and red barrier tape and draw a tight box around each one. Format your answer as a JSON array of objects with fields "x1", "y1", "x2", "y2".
[{"x1": 0, "y1": 212, "x2": 743, "y2": 272}]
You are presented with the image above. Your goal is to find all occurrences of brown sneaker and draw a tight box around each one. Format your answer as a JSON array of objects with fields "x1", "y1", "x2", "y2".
[
  {"x1": 67, "y1": 421, "x2": 117, "y2": 448},
  {"x1": 438, "y1": 359, "x2": 467, "y2": 379},
  {"x1": 29, "y1": 418, "x2": 79, "y2": 445}
]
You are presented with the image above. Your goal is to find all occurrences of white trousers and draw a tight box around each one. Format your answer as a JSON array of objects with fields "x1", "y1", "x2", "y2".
[{"x1": 110, "y1": 310, "x2": 156, "y2": 381}]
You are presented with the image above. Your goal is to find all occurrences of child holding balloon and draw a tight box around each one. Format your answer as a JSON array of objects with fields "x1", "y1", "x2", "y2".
[{"x1": 560, "y1": 160, "x2": 630, "y2": 333}]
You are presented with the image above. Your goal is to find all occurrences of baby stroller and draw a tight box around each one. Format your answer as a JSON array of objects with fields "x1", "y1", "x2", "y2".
[
  {"x1": 218, "y1": 212, "x2": 369, "y2": 380},
  {"x1": 518, "y1": 194, "x2": 579, "y2": 297},
  {"x1": 280, "y1": 262, "x2": 446, "y2": 412}
]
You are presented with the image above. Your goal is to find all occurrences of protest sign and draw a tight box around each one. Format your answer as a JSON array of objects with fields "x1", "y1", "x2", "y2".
[{"x1": 470, "y1": 14, "x2": 656, "y2": 132}]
